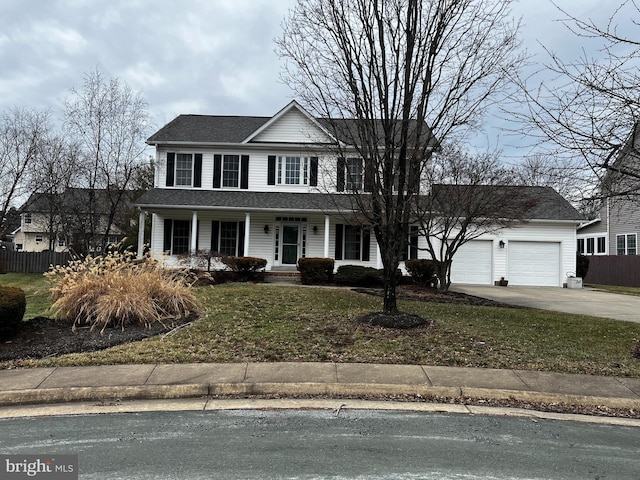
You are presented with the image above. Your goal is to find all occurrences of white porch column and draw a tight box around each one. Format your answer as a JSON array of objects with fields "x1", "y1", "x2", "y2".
[
  {"x1": 190, "y1": 211, "x2": 198, "y2": 253},
  {"x1": 324, "y1": 215, "x2": 330, "y2": 258},
  {"x1": 137, "y1": 210, "x2": 146, "y2": 258},
  {"x1": 244, "y1": 213, "x2": 251, "y2": 256},
  {"x1": 376, "y1": 243, "x2": 382, "y2": 269}
]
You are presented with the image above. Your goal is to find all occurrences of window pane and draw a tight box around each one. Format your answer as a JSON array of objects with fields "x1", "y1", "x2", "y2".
[
  {"x1": 172, "y1": 220, "x2": 190, "y2": 254},
  {"x1": 586, "y1": 238, "x2": 594, "y2": 254},
  {"x1": 617, "y1": 235, "x2": 626, "y2": 255},
  {"x1": 597, "y1": 237, "x2": 606, "y2": 253},
  {"x1": 285, "y1": 156, "x2": 300, "y2": 184},
  {"x1": 346, "y1": 158, "x2": 363, "y2": 190},
  {"x1": 627, "y1": 234, "x2": 637, "y2": 255},
  {"x1": 577, "y1": 239, "x2": 584, "y2": 254},
  {"x1": 219, "y1": 221, "x2": 237, "y2": 256},
  {"x1": 223, "y1": 155, "x2": 239, "y2": 187},
  {"x1": 175, "y1": 154, "x2": 193, "y2": 186},
  {"x1": 344, "y1": 225, "x2": 361, "y2": 260}
]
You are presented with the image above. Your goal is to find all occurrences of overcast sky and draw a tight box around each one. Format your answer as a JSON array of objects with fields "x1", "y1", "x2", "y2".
[{"x1": 0, "y1": 0, "x2": 625, "y2": 157}]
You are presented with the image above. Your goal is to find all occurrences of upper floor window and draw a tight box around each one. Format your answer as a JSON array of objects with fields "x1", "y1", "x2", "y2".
[
  {"x1": 175, "y1": 153, "x2": 193, "y2": 186},
  {"x1": 267, "y1": 155, "x2": 317, "y2": 187},
  {"x1": 346, "y1": 158, "x2": 363, "y2": 190},
  {"x1": 166, "y1": 152, "x2": 202, "y2": 188},
  {"x1": 278, "y1": 156, "x2": 308, "y2": 185},
  {"x1": 616, "y1": 233, "x2": 637, "y2": 255},
  {"x1": 223, "y1": 155, "x2": 240, "y2": 187},
  {"x1": 24, "y1": 213, "x2": 32, "y2": 225}
]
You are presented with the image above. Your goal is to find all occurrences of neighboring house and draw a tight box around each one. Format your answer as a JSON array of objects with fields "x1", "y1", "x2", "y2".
[
  {"x1": 578, "y1": 124, "x2": 640, "y2": 257},
  {"x1": 136, "y1": 100, "x2": 583, "y2": 287},
  {"x1": 14, "y1": 188, "x2": 132, "y2": 253}
]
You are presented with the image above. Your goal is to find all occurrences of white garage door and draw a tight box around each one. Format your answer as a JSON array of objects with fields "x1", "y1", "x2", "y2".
[
  {"x1": 450, "y1": 240, "x2": 492, "y2": 285},
  {"x1": 507, "y1": 241, "x2": 560, "y2": 286}
]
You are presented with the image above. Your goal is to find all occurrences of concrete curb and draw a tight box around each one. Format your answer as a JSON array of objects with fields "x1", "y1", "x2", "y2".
[{"x1": 2, "y1": 382, "x2": 640, "y2": 412}]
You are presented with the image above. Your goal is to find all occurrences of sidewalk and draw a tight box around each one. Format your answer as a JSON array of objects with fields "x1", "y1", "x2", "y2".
[{"x1": 1, "y1": 362, "x2": 640, "y2": 411}]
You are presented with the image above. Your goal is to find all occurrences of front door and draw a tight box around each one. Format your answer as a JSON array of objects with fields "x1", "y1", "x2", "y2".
[{"x1": 281, "y1": 225, "x2": 299, "y2": 264}]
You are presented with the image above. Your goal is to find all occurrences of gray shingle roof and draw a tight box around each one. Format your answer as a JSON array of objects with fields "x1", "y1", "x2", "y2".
[
  {"x1": 431, "y1": 185, "x2": 583, "y2": 221},
  {"x1": 135, "y1": 189, "x2": 355, "y2": 212},
  {"x1": 136, "y1": 186, "x2": 582, "y2": 221},
  {"x1": 147, "y1": 115, "x2": 271, "y2": 144}
]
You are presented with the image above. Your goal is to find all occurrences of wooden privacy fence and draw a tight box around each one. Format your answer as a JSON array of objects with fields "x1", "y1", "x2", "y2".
[
  {"x1": 0, "y1": 251, "x2": 72, "y2": 274},
  {"x1": 583, "y1": 255, "x2": 640, "y2": 287}
]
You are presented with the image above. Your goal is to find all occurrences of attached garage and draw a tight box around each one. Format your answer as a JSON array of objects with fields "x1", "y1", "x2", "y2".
[
  {"x1": 507, "y1": 241, "x2": 561, "y2": 286},
  {"x1": 450, "y1": 240, "x2": 493, "y2": 285}
]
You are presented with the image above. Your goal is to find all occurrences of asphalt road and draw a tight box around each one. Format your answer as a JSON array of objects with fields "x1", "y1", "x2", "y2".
[{"x1": 2, "y1": 410, "x2": 639, "y2": 479}]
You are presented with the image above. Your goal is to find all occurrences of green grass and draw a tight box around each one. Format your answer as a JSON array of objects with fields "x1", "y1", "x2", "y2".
[
  {"x1": 2, "y1": 277, "x2": 639, "y2": 377},
  {"x1": 588, "y1": 284, "x2": 640, "y2": 297},
  {"x1": 0, "y1": 273, "x2": 51, "y2": 319}
]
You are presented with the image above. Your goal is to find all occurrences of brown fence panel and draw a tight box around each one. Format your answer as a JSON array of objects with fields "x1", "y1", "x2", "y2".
[
  {"x1": 583, "y1": 255, "x2": 640, "y2": 287},
  {"x1": 0, "y1": 251, "x2": 72, "y2": 274}
]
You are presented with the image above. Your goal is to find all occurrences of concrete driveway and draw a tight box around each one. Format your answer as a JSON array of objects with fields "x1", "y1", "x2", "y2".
[{"x1": 450, "y1": 285, "x2": 640, "y2": 323}]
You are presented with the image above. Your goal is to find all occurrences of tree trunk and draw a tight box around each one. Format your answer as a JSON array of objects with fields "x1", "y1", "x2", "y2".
[
  {"x1": 435, "y1": 260, "x2": 452, "y2": 293},
  {"x1": 382, "y1": 262, "x2": 399, "y2": 314}
]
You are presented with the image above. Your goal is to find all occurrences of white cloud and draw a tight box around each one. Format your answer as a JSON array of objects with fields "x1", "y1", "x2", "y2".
[{"x1": 15, "y1": 21, "x2": 87, "y2": 55}]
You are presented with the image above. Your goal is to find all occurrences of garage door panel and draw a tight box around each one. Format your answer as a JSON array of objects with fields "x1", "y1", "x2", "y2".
[
  {"x1": 508, "y1": 241, "x2": 560, "y2": 286},
  {"x1": 451, "y1": 241, "x2": 492, "y2": 285}
]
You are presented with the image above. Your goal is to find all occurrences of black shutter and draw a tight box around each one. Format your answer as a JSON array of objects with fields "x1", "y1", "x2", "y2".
[
  {"x1": 193, "y1": 154, "x2": 202, "y2": 187},
  {"x1": 335, "y1": 224, "x2": 343, "y2": 260},
  {"x1": 362, "y1": 227, "x2": 370, "y2": 261},
  {"x1": 211, "y1": 221, "x2": 220, "y2": 252},
  {"x1": 409, "y1": 226, "x2": 419, "y2": 260},
  {"x1": 238, "y1": 221, "x2": 245, "y2": 256},
  {"x1": 163, "y1": 219, "x2": 172, "y2": 252},
  {"x1": 267, "y1": 155, "x2": 276, "y2": 185},
  {"x1": 213, "y1": 154, "x2": 222, "y2": 188},
  {"x1": 166, "y1": 153, "x2": 175, "y2": 187},
  {"x1": 310, "y1": 157, "x2": 318, "y2": 187},
  {"x1": 337, "y1": 157, "x2": 345, "y2": 192},
  {"x1": 241, "y1": 155, "x2": 249, "y2": 190},
  {"x1": 364, "y1": 159, "x2": 374, "y2": 192}
]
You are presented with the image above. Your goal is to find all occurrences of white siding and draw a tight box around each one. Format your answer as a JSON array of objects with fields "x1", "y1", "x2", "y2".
[{"x1": 251, "y1": 108, "x2": 332, "y2": 144}]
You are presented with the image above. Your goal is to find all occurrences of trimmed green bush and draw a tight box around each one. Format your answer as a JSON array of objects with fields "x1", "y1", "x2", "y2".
[
  {"x1": 298, "y1": 257, "x2": 335, "y2": 285},
  {"x1": 405, "y1": 259, "x2": 437, "y2": 286},
  {"x1": 221, "y1": 256, "x2": 267, "y2": 282},
  {"x1": 0, "y1": 286, "x2": 26, "y2": 340},
  {"x1": 334, "y1": 265, "x2": 384, "y2": 287}
]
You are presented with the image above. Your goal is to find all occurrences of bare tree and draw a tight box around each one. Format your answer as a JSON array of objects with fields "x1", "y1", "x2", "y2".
[
  {"x1": 513, "y1": 1, "x2": 640, "y2": 201},
  {"x1": 0, "y1": 108, "x2": 51, "y2": 237},
  {"x1": 277, "y1": 0, "x2": 524, "y2": 316},
  {"x1": 416, "y1": 145, "x2": 534, "y2": 292},
  {"x1": 63, "y1": 67, "x2": 151, "y2": 251}
]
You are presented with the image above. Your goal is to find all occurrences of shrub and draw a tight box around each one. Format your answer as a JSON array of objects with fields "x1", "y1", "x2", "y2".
[
  {"x1": 45, "y1": 252, "x2": 198, "y2": 332},
  {"x1": 576, "y1": 253, "x2": 590, "y2": 278},
  {"x1": 0, "y1": 286, "x2": 26, "y2": 340},
  {"x1": 405, "y1": 259, "x2": 437, "y2": 286},
  {"x1": 221, "y1": 256, "x2": 267, "y2": 282},
  {"x1": 334, "y1": 265, "x2": 384, "y2": 287},
  {"x1": 298, "y1": 257, "x2": 335, "y2": 285}
]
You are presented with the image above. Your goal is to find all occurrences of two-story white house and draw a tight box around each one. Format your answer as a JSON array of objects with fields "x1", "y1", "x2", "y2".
[{"x1": 136, "y1": 101, "x2": 583, "y2": 286}]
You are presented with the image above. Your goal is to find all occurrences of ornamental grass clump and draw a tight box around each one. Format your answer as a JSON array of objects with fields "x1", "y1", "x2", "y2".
[{"x1": 46, "y1": 252, "x2": 198, "y2": 332}]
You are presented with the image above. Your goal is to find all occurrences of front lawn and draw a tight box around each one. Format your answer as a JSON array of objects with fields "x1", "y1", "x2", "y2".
[
  {"x1": 0, "y1": 272, "x2": 51, "y2": 319},
  {"x1": 2, "y1": 275, "x2": 639, "y2": 377}
]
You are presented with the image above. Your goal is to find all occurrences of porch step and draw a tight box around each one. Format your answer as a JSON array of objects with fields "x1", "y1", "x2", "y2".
[{"x1": 264, "y1": 270, "x2": 301, "y2": 284}]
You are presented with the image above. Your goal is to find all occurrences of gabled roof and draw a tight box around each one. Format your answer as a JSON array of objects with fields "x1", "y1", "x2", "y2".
[{"x1": 147, "y1": 101, "x2": 436, "y2": 149}]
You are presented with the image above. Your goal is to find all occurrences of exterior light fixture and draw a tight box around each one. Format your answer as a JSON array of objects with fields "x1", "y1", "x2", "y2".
[{"x1": 499, "y1": 240, "x2": 505, "y2": 248}]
